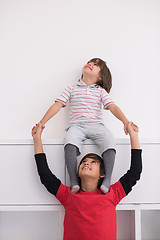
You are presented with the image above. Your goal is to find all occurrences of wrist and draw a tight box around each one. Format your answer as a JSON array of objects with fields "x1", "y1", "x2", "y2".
[
  {"x1": 130, "y1": 135, "x2": 140, "y2": 149},
  {"x1": 33, "y1": 136, "x2": 42, "y2": 144},
  {"x1": 40, "y1": 119, "x2": 46, "y2": 126},
  {"x1": 123, "y1": 119, "x2": 129, "y2": 126},
  {"x1": 33, "y1": 131, "x2": 42, "y2": 141},
  {"x1": 130, "y1": 134, "x2": 138, "y2": 140}
]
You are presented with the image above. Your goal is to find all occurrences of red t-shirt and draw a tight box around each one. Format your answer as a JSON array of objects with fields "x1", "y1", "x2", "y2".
[{"x1": 56, "y1": 181, "x2": 126, "y2": 240}]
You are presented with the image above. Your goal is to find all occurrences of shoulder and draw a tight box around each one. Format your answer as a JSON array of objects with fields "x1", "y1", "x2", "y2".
[
  {"x1": 70, "y1": 82, "x2": 77, "y2": 87},
  {"x1": 97, "y1": 86, "x2": 109, "y2": 95},
  {"x1": 56, "y1": 184, "x2": 70, "y2": 205},
  {"x1": 110, "y1": 181, "x2": 126, "y2": 205},
  {"x1": 65, "y1": 82, "x2": 78, "y2": 91}
]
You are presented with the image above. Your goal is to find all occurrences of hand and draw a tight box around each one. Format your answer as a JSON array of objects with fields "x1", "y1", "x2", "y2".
[
  {"x1": 127, "y1": 122, "x2": 140, "y2": 149},
  {"x1": 32, "y1": 123, "x2": 44, "y2": 154},
  {"x1": 32, "y1": 123, "x2": 45, "y2": 136},
  {"x1": 32, "y1": 123, "x2": 45, "y2": 141},
  {"x1": 126, "y1": 122, "x2": 139, "y2": 136},
  {"x1": 124, "y1": 121, "x2": 139, "y2": 135},
  {"x1": 124, "y1": 121, "x2": 130, "y2": 135},
  {"x1": 32, "y1": 123, "x2": 44, "y2": 140}
]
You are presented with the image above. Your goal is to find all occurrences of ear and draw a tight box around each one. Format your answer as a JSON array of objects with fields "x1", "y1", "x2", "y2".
[
  {"x1": 99, "y1": 174, "x2": 105, "y2": 179},
  {"x1": 97, "y1": 77, "x2": 102, "y2": 82}
]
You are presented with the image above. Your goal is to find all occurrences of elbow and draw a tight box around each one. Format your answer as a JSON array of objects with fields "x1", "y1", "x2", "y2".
[
  {"x1": 107, "y1": 103, "x2": 116, "y2": 111},
  {"x1": 136, "y1": 172, "x2": 141, "y2": 181},
  {"x1": 40, "y1": 175, "x2": 48, "y2": 186},
  {"x1": 135, "y1": 167, "x2": 142, "y2": 182},
  {"x1": 133, "y1": 166, "x2": 143, "y2": 181},
  {"x1": 138, "y1": 163, "x2": 143, "y2": 179}
]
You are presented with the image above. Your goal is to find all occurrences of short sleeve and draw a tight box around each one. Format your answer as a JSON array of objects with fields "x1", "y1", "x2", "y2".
[
  {"x1": 56, "y1": 85, "x2": 72, "y2": 107},
  {"x1": 56, "y1": 184, "x2": 69, "y2": 207},
  {"x1": 111, "y1": 181, "x2": 126, "y2": 205},
  {"x1": 100, "y1": 88, "x2": 114, "y2": 109}
]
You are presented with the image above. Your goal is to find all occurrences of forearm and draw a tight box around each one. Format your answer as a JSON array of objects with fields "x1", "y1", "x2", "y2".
[
  {"x1": 40, "y1": 102, "x2": 63, "y2": 125},
  {"x1": 130, "y1": 134, "x2": 140, "y2": 149},
  {"x1": 108, "y1": 104, "x2": 129, "y2": 125},
  {"x1": 34, "y1": 137, "x2": 44, "y2": 154},
  {"x1": 120, "y1": 149, "x2": 142, "y2": 195}
]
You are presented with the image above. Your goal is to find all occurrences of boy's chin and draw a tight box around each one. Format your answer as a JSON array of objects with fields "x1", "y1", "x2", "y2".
[{"x1": 80, "y1": 173, "x2": 97, "y2": 179}]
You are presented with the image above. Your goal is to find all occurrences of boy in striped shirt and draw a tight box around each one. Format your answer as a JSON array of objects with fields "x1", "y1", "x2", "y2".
[{"x1": 32, "y1": 58, "x2": 137, "y2": 194}]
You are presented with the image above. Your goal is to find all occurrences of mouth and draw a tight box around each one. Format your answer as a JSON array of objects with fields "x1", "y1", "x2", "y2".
[
  {"x1": 85, "y1": 66, "x2": 92, "y2": 71},
  {"x1": 82, "y1": 166, "x2": 91, "y2": 170}
]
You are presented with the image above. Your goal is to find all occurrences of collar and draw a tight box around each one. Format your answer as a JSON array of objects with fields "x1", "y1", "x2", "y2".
[
  {"x1": 77, "y1": 79, "x2": 99, "y2": 88},
  {"x1": 79, "y1": 188, "x2": 103, "y2": 195}
]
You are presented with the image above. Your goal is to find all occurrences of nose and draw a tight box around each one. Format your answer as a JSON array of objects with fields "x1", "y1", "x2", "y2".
[{"x1": 84, "y1": 162, "x2": 89, "y2": 165}]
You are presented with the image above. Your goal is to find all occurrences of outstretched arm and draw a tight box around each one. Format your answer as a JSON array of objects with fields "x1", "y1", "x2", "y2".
[
  {"x1": 107, "y1": 104, "x2": 129, "y2": 134},
  {"x1": 32, "y1": 102, "x2": 63, "y2": 136},
  {"x1": 119, "y1": 122, "x2": 142, "y2": 195},
  {"x1": 33, "y1": 123, "x2": 61, "y2": 196},
  {"x1": 40, "y1": 101, "x2": 63, "y2": 126},
  {"x1": 108, "y1": 104, "x2": 138, "y2": 135},
  {"x1": 33, "y1": 123, "x2": 44, "y2": 154},
  {"x1": 128, "y1": 122, "x2": 140, "y2": 149}
]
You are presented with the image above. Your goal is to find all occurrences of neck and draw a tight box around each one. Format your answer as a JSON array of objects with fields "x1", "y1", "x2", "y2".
[
  {"x1": 82, "y1": 75, "x2": 97, "y2": 86},
  {"x1": 81, "y1": 178, "x2": 98, "y2": 192}
]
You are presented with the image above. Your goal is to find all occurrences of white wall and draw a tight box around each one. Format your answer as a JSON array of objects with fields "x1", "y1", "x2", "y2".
[
  {"x1": 1, "y1": 142, "x2": 160, "y2": 205},
  {"x1": 0, "y1": 0, "x2": 160, "y2": 140},
  {"x1": 0, "y1": 2, "x2": 160, "y2": 239}
]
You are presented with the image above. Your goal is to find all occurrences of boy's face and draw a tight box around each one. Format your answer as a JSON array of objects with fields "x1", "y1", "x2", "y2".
[
  {"x1": 78, "y1": 157, "x2": 102, "y2": 180},
  {"x1": 82, "y1": 61, "x2": 101, "y2": 82}
]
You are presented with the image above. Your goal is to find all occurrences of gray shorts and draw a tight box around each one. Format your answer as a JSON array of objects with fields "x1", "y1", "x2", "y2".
[{"x1": 64, "y1": 123, "x2": 116, "y2": 155}]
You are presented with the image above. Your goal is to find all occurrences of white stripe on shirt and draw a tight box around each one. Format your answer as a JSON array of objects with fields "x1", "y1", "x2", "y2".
[{"x1": 56, "y1": 80, "x2": 114, "y2": 124}]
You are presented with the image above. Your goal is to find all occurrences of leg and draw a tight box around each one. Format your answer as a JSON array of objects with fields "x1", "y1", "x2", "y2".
[
  {"x1": 88, "y1": 123, "x2": 116, "y2": 193},
  {"x1": 64, "y1": 143, "x2": 80, "y2": 193},
  {"x1": 64, "y1": 125, "x2": 86, "y2": 193},
  {"x1": 101, "y1": 149, "x2": 116, "y2": 193}
]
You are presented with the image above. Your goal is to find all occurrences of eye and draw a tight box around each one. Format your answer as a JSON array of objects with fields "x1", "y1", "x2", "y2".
[{"x1": 92, "y1": 160, "x2": 97, "y2": 164}]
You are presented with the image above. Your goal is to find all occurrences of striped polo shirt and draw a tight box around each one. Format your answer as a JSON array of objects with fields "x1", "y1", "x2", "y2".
[{"x1": 56, "y1": 79, "x2": 114, "y2": 125}]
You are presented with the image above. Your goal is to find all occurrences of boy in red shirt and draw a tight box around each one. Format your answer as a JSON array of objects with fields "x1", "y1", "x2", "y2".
[{"x1": 33, "y1": 122, "x2": 142, "y2": 240}]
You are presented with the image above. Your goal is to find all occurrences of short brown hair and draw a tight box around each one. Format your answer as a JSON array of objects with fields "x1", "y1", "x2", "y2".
[{"x1": 87, "y1": 58, "x2": 112, "y2": 93}]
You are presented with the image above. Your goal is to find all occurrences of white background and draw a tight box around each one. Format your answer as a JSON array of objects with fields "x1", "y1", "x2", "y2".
[
  {"x1": 0, "y1": 1, "x2": 160, "y2": 239},
  {"x1": 0, "y1": 0, "x2": 160, "y2": 140}
]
